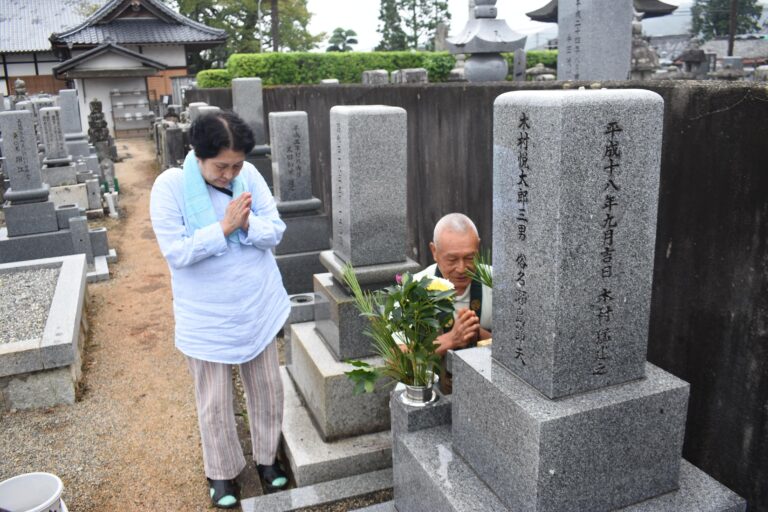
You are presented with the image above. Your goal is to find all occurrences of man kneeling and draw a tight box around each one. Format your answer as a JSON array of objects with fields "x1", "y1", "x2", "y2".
[{"x1": 414, "y1": 213, "x2": 492, "y2": 392}]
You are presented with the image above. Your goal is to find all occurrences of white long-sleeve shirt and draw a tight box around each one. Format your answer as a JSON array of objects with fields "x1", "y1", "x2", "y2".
[{"x1": 150, "y1": 162, "x2": 290, "y2": 364}]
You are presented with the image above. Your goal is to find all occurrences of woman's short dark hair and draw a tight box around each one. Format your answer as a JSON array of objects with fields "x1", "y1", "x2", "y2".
[{"x1": 189, "y1": 110, "x2": 256, "y2": 159}]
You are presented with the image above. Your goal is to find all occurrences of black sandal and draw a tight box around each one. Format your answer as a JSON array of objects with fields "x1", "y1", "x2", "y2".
[
  {"x1": 207, "y1": 478, "x2": 239, "y2": 509},
  {"x1": 256, "y1": 462, "x2": 289, "y2": 493}
]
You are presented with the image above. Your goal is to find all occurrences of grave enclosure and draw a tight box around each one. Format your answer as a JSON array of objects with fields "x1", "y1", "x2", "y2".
[{"x1": 186, "y1": 80, "x2": 768, "y2": 510}]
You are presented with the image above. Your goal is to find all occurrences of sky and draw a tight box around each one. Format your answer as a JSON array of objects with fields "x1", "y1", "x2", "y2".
[{"x1": 306, "y1": 0, "x2": 689, "y2": 52}]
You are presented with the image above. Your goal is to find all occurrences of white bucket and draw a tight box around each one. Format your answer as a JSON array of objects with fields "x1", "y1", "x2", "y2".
[{"x1": 0, "y1": 472, "x2": 63, "y2": 512}]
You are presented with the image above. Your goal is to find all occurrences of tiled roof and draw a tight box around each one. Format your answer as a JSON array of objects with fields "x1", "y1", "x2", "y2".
[
  {"x1": 53, "y1": 19, "x2": 225, "y2": 45},
  {"x1": 51, "y1": 0, "x2": 225, "y2": 47},
  {"x1": 0, "y1": 0, "x2": 96, "y2": 53}
]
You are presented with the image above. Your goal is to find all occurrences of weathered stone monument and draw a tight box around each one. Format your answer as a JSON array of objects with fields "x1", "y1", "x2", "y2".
[
  {"x1": 380, "y1": 89, "x2": 746, "y2": 512},
  {"x1": 58, "y1": 89, "x2": 91, "y2": 159},
  {"x1": 282, "y1": 105, "x2": 420, "y2": 486},
  {"x1": 0, "y1": 110, "x2": 115, "y2": 281},
  {"x1": 513, "y1": 48, "x2": 527, "y2": 81},
  {"x1": 446, "y1": 0, "x2": 526, "y2": 81},
  {"x1": 390, "y1": 69, "x2": 428, "y2": 84},
  {"x1": 231, "y1": 78, "x2": 273, "y2": 188},
  {"x1": 268, "y1": 111, "x2": 328, "y2": 294},
  {"x1": 39, "y1": 107, "x2": 77, "y2": 188},
  {"x1": 557, "y1": 0, "x2": 633, "y2": 81},
  {"x1": 362, "y1": 70, "x2": 390, "y2": 85}
]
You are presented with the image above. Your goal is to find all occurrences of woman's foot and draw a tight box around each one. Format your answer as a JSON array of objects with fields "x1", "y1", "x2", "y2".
[
  {"x1": 256, "y1": 462, "x2": 288, "y2": 493},
  {"x1": 207, "y1": 478, "x2": 239, "y2": 509}
]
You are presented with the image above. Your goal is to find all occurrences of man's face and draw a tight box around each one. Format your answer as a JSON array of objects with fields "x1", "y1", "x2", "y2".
[{"x1": 430, "y1": 229, "x2": 480, "y2": 294}]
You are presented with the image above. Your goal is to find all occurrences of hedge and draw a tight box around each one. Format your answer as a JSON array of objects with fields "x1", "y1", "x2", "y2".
[
  {"x1": 197, "y1": 69, "x2": 233, "y2": 88},
  {"x1": 195, "y1": 50, "x2": 559, "y2": 87}
]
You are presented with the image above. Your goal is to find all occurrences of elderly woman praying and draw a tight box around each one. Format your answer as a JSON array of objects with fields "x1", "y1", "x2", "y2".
[{"x1": 150, "y1": 111, "x2": 289, "y2": 508}]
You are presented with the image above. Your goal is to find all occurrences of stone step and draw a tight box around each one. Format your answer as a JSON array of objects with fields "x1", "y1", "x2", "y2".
[
  {"x1": 395, "y1": 424, "x2": 745, "y2": 512},
  {"x1": 241, "y1": 468, "x2": 392, "y2": 512},
  {"x1": 280, "y1": 367, "x2": 392, "y2": 487},
  {"x1": 286, "y1": 321, "x2": 391, "y2": 440},
  {"x1": 394, "y1": 425, "x2": 507, "y2": 512}
]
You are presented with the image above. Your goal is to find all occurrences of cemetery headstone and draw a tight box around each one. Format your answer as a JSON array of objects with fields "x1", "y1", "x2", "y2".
[
  {"x1": 39, "y1": 107, "x2": 77, "y2": 187},
  {"x1": 231, "y1": 78, "x2": 266, "y2": 145},
  {"x1": 362, "y1": 70, "x2": 390, "y2": 85},
  {"x1": 58, "y1": 89, "x2": 91, "y2": 158},
  {"x1": 558, "y1": 0, "x2": 633, "y2": 80},
  {"x1": 0, "y1": 110, "x2": 58, "y2": 236}
]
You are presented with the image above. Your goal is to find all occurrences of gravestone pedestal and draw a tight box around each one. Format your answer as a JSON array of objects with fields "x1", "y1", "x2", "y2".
[
  {"x1": 284, "y1": 105, "x2": 421, "y2": 487},
  {"x1": 387, "y1": 90, "x2": 746, "y2": 512}
]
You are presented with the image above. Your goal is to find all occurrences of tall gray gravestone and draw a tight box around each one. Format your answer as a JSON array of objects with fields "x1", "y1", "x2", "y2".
[
  {"x1": 282, "y1": 105, "x2": 420, "y2": 487},
  {"x1": 232, "y1": 78, "x2": 265, "y2": 145},
  {"x1": 267, "y1": 111, "x2": 327, "y2": 294},
  {"x1": 558, "y1": 0, "x2": 633, "y2": 81},
  {"x1": 39, "y1": 107, "x2": 77, "y2": 187},
  {"x1": 0, "y1": 110, "x2": 58, "y2": 236},
  {"x1": 389, "y1": 89, "x2": 746, "y2": 512},
  {"x1": 58, "y1": 89, "x2": 90, "y2": 158}
]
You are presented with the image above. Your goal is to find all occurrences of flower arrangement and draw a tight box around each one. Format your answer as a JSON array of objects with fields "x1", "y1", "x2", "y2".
[{"x1": 342, "y1": 264, "x2": 456, "y2": 394}]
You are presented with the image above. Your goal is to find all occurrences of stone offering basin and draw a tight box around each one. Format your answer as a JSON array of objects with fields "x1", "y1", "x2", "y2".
[{"x1": 0, "y1": 255, "x2": 88, "y2": 411}]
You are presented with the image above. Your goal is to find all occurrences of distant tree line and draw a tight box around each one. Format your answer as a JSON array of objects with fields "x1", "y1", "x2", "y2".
[
  {"x1": 690, "y1": 0, "x2": 764, "y2": 40},
  {"x1": 377, "y1": 0, "x2": 451, "y2": 51}
]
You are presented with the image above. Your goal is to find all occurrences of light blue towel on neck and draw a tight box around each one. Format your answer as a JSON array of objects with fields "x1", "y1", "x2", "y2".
[{"x1": 182, "y1": 150, "x2": 247, "y2": 244}]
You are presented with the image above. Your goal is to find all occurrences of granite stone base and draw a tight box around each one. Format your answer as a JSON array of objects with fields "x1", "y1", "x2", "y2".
[
  {"x1": 452, "y1": 348, "x2": 690, "y2": 512},
  {"x1": 0, "y1": 255, "x2": 88, "y2": 411},
  {"x1": 42, "y1": 163, "x2": 77, "y2": 187},
  {"x1": 276, "y1": 250, "x2": 326, "y2": 295},
  {"x1": 287, "y1": 322, "x2": 391, "y2": 441},
  {"x1": 313, "y1": 272, "x2": 378, "y2": 360},
  {"x1": 286, "y1": 293, "x2": 315, "y2": 325},
  {"x1": 320, "y1": 250, "x2": 421, "y2": 287},
  {"x1": 3, "y1": 200, "x2": 58, "y2": 237},
  {"x1": 246, "y1": 153, "x2": 272, "y2": 190},
  {"x1": 280, "y1": 367, "x2": 392, "y2": 486},
  {"x1": 49, "y1": 183, "x2": 88, "y2": 210},
  {"x1": 275, "y1": 213, "x2": 330, "y2": 256},
  {"x1": 242, "y1": 467, "x2": 392, "y2": 511},
  {"x1": 393, "y1": 424, "x2": 745, "y2": 512}
]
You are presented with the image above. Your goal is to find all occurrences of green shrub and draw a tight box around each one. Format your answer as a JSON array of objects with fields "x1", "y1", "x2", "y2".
[
  {"x1": 196, "y1": 69, "x2": 233, "y2": 88},
  {"x1": 195, "y1": 50, "x2": 559, "y2": 87}
]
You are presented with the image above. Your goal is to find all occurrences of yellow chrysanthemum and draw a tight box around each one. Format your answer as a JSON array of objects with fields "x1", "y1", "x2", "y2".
[{"x1": 426, "y1": 277, "x2": 454, "y2": 292}]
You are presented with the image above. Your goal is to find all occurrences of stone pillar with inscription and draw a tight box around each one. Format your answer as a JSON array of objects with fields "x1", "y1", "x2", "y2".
[
  {"x1": 389, "y1": 89, "x2": 746, "y2": 512},
  {"x1": 58, "y1": 89, "x2": 91, "y2": 158},
  {"x1": 39, "y1": 107, "x2": 77, "y2": 188},
  {"x1": 281, "y1": 105, "x2": 420, "y2": 487},
  {"x1": 558, "y1": 0, "x2": 633, "y2": 81},
  {"x1": 268, "y1": 111, "x2": 328, "y2": 294}
]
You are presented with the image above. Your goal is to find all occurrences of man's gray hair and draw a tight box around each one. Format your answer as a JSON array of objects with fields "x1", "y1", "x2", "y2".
[{"x1": 433, "y1": 213, "x2": 479, "y2": 248}]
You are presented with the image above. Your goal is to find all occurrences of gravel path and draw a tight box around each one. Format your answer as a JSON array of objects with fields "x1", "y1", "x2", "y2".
[{"x1": 0, "y1": 267, "x2": 60, "y2": 344}]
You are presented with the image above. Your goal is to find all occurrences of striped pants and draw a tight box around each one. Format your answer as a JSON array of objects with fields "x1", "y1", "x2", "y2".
[{"x1": 186, "y1": 340, "x2": 283, "y2": 480}]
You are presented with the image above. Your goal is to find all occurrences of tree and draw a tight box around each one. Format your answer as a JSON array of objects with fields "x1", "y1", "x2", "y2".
[
  {"x1": 376, "y1": 0, "x2": 408, "y2": 51},
  {"x1": 171, "y1": 0, "x2": 325, "y2": 72},
  {"x1": 399, "y1": 0, "x2": 451, "y2": 50},
  {"x1": 326, "y1": 28, "x2": 358, "y2": 52},
  {"x1": 691, "y1": 0, "x2": 763, "y2": 40}
]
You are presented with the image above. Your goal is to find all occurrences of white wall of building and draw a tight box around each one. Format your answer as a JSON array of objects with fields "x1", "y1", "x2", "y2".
[
  {"x1": 126, "y1": 45, "x2": 187, "y2": 67},
  {"x1": 75, "y1": 76, "x2": 147, "y2": 135}
]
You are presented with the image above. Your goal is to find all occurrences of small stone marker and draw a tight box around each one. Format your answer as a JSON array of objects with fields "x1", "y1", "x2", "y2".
[
  {"x1": 513, "y1": 48, "x2": 527, "y2": 81},
  {"x1": 391, "y1": 68, "x2": 428, "y2": 84},
  {"x1": 557, "y1": 0, "x2": 633, "y2": 80},
  {"x1": 492, "y1": 88, "x2": 664, "y2": 399},
  {"x1": 187, "y1": 102, "x2": 208, "y2": 122},
  {"x1": 197, "y1": 105, "x2": 221, "y2": 118},
  {"x1": 329, "y1": 105, "x2": 408, "y2": 266},
  {"x1": 362, "y1": 70, "x2": 389, "y2": 85},
  {"x1": 268, "y1": 111, "x2": 315, "y2": 204},
  {"x1": 231, "y1": 78, "x2": 266, "y2": 145}
]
